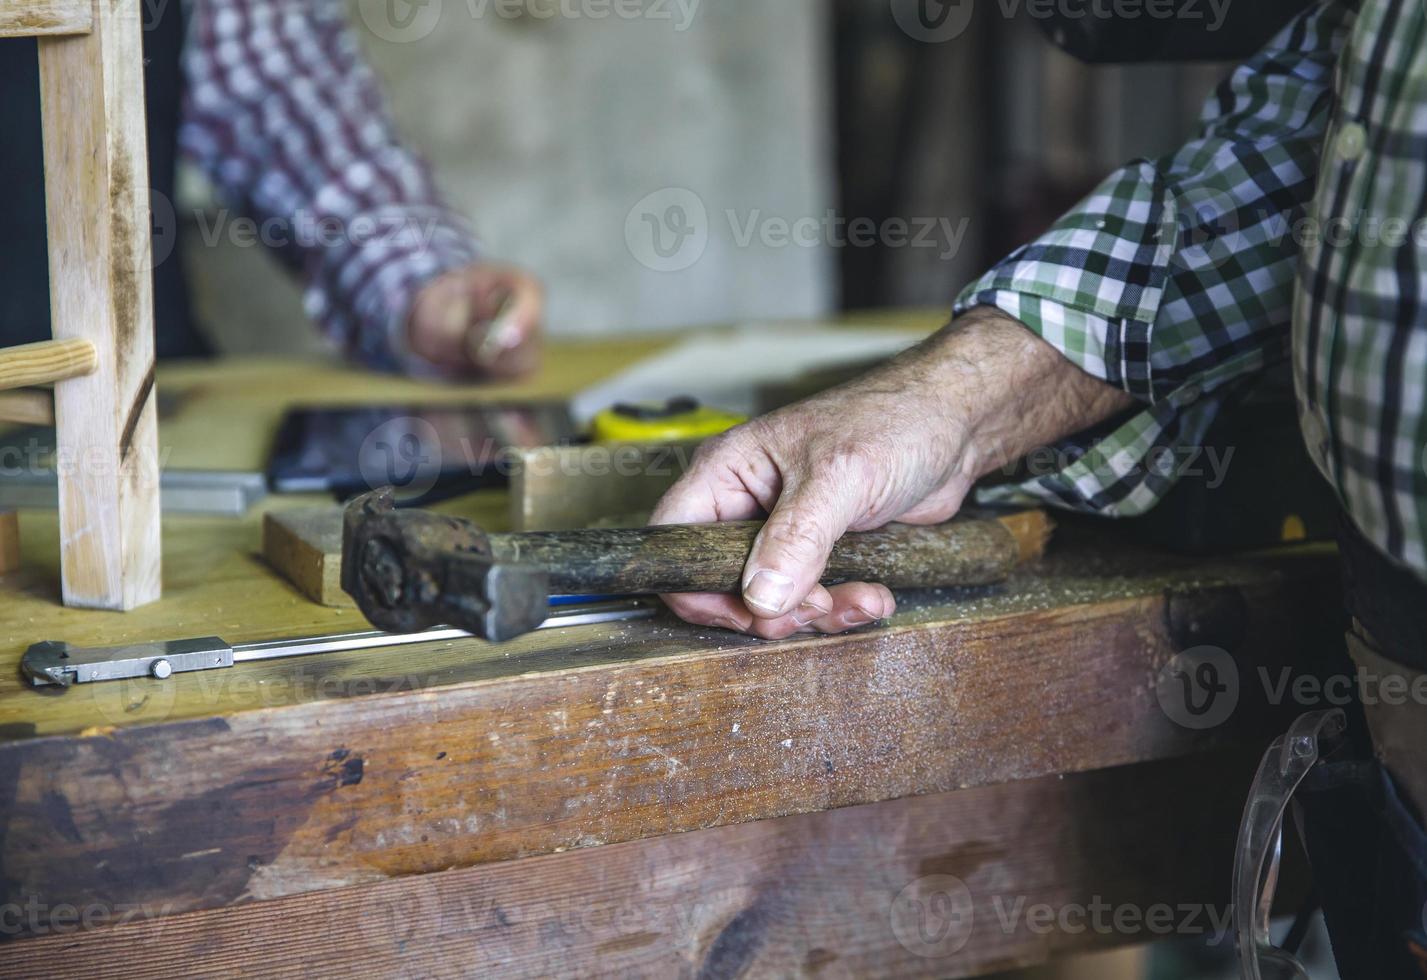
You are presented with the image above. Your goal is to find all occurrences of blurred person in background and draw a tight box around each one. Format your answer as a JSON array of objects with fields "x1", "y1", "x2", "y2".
[{"x1": 0, "y1": 0, "x2": 541, "y2": 378}]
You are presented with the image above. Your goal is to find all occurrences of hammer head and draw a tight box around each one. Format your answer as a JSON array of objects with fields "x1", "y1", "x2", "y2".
[{"x1": 341, "y1": 489, "x2": 551, "y2": 642}]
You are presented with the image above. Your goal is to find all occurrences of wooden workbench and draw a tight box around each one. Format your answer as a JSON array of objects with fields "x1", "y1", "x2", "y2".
[{"x1": 0, "y1": 320, "x2": 1343, "y2": 978}]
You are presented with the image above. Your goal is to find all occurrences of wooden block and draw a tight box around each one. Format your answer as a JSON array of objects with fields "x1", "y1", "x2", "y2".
[
  {"x1": 510, "y1": 441, "x2": 698, "y2": 531},
  {"x1": 0, "y1": 388, "x2": 55, "y2": 426},
  {"x1": 263, "y1": 508, "x2": 353, "y2": 607},
  {"x1": 0, "y1": 338, "x2": 96, "y2": 391},
  {"x1": 0, "y1": 0, "x2": 92, "y2": 37},
  {"x1": 0, "y1": 509, "x2": 19, "y2": 574},
  {"x1": 38, "y1": 0, "x2": 162, "y2": 610}
]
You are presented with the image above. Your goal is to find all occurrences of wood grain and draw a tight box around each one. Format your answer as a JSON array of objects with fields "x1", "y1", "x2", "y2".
[
  {"x1": 0, "y1": 0, "x2": 92, "y2": 37},
  {"x1": 0, "y1": 542, "x2": 1340, "y2": 936},
  {"x1": 38, "y1": 0, "x2": 161, "y2": 610},
  {"x1": 488, "y1": 518, "x2": 1033, "y2": 594},
  {"x1": 510, "y1": 441, "x2": 697, "y2": 531},
  {"x1": 0, "y1": 510, "x2": 18, "y2": 575},
  {"x1": 1, "y1": 753, "x2": 1254, "y2": 978},
  {"x1": 0, "y1": 339, "x2": 96, "y2": 391},
  {"x1": 263, "y1": 507, "x2": 353, "y2": 608},
  {"x1": 0, "y1": 388, "x2": 55, "y2": 426}
]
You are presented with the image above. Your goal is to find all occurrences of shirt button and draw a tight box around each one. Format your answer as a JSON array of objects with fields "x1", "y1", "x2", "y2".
[{"x1": 1336, "y1": 122, "x2": 1367, "y2": 161}]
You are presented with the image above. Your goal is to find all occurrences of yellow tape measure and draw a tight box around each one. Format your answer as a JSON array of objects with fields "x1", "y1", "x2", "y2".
[{"x1": 590, "y1": 397, "x2": 746, "y2": 443}]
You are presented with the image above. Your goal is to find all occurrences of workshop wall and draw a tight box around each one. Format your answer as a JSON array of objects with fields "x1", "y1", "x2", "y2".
[{"x1": 183, "y1": 0, "x2": 836, "y2": 352}]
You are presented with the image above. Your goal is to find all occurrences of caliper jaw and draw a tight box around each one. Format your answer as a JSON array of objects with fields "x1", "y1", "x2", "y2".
[{"x1": 21, "y1": 637, "x2": 234, "y2": 688}]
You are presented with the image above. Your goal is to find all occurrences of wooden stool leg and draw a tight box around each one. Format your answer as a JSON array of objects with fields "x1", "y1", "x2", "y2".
[
  {"x1": 36, "y1": 0, "x2": 161, "y2": 610},
  {"x1": 0, "y1": 509, "x2": 19, "y2": 575}
]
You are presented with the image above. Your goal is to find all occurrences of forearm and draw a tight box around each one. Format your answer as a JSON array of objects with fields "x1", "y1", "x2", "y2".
[
  {"x1": 924, "y1": 307, "x2": 1136, "y2": 479},
  {"x1": 179, "y1": 0, "x2": 478, "y2": 371}
]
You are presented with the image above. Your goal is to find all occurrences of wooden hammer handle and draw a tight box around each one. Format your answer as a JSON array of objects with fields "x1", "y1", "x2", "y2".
[{"x1": 489, "y1": 513, "x2": 1050, "y2": 596}]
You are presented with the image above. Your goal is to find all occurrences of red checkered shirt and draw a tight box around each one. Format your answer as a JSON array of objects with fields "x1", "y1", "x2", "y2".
[{"x1": 179, "y1": 0, "x2": 479, "y2": 372}]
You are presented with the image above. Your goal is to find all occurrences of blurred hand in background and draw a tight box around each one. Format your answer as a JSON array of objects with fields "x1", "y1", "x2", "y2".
[{"x1": 407, "y1": 263, "x2": 544, "y2": 379}]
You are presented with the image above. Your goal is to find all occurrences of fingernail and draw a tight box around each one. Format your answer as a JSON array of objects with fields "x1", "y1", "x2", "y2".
[
  {"x1": 711, "y1": 617, "x2": 747, "y2": 634},
  {"x1": 744, "y1": 570, "x2": 795, "y2": 615},
  {"x1": 791, "y1": 598, "x2": 831, "y2": 627},
  {"x1": 841, "y1": 606, "x2": 878, "y2": 629}
]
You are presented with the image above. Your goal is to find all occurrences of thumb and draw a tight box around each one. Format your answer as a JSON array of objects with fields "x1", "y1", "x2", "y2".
[{"x1": 742, "y1": 479, "x2": 856, "y2": 619}]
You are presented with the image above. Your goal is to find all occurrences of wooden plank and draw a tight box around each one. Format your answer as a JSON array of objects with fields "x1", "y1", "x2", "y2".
[
  {"x1": 38, "y1": 0, "x2": 161, "y2": 610},
  {"x1": 0, "y1": 338, "x2": 96, "y2": 391},
  {"x1": 0, "y1": 388, "x2": 55, "y2": 426},
  {"x1": 0, "y1": 510, "x2": 18, "y2": 574},
  {"x1": 0, "y1": 546, "x2": 1340, "y2": 936},
  {"x1": 1, "y1": 754, "x2": 1254, "y2": 977},
  {"x1": 0, "y1": 0, "x2": 92, "y2": 37}
]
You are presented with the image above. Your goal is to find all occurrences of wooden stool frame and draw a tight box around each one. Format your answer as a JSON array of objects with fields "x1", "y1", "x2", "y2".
[{"x1": 0, "y1": 0, "x2": 161, "y2": 610}]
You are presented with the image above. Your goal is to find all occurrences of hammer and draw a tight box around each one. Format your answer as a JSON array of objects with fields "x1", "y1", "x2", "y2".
[{"x1": 341, "y1": 488, "x2": 1051, "y2": 642}]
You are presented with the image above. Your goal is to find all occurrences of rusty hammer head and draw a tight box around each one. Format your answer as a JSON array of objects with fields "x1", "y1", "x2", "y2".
[{"x1": 341, "y1": 489, "x2": 551, "y2": 642}]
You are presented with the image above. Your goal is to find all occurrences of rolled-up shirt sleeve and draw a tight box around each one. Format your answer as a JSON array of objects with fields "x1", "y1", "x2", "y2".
[
  {"x1": 954, "y1": 0, "x2": 1352, "y2": 515},
  {"x1": 179, "y1": 0, "x2": 478, "y2": 373}
]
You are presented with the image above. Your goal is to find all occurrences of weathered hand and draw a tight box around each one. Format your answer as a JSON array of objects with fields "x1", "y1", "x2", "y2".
[
  {"x1": 407, "y1": 262, "x2": 543, "y2": 379},
  {"x1": 649, "y1": 308, "x2": 1134, "y2": 639}
]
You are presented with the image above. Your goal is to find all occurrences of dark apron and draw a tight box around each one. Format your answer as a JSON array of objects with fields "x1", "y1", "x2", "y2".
[{"x1": 0, "y1": 0, "x2": 208, "y2": 359}]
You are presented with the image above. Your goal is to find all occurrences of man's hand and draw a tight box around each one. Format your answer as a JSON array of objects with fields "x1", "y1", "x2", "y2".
[
  {"x1": 407, "y1": 263, "x2": 543, "y2": 378},
  {"x1": 649, "y1": 308, "x2": 1135, "y2": 639}
]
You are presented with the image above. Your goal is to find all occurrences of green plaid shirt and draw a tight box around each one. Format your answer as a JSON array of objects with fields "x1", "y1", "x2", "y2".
[{"x1": 956, "y1": 0, "x2": 1427, "y2": 579}]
